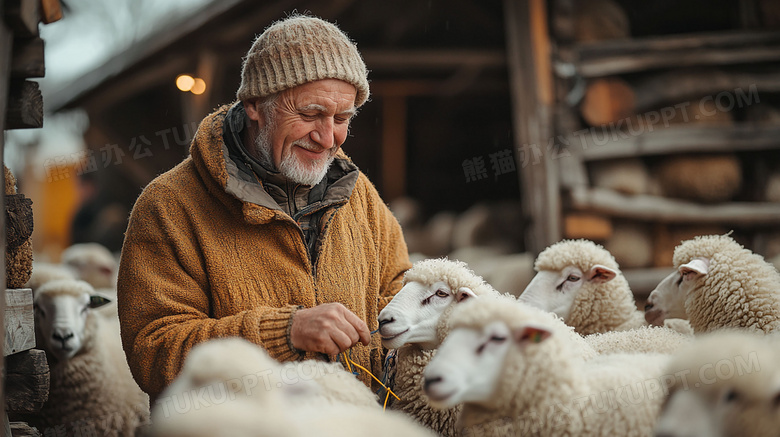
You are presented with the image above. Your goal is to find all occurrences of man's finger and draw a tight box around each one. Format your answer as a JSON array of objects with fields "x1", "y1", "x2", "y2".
[
  {"x1": 330, "y1": 330, "x2": 353, "y2": 354},
  {"x1": 342, "y1": 308, "x2": 371, "y2": 345}
]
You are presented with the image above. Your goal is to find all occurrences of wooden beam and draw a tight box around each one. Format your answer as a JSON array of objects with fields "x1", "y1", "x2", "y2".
[
  {"x1": 568, "y1": 186, "x2": 780, "y2": 225},
  {"x1": 10, "y1": 422, "x2": 42, "y2": 437},
  {"x1": 6, "y1": 80, "x2": 43, "y2": 129},
  {"x1": 380, "y1": 96, "x2": 407, "y2": 202},
  {"x1": 39, "y1": 0, "x2": 63, "y2": 24},
  {"x1": 4, "y1": 289, "x2": 35, "y2": 356},
  {"x1": 566, "y1": 30, "x2": 780, "y2": 78},
  {"x1": 362, "y1": 49, "x2": 506, "y2": 70},
  {"x1": 5, "y1": 0, "x2": 40, "y2": 38},
  {"x1": 11, "y1": 37, "x2": 45, "y2": 78},
  {"x1": 568, "y1": 125, "x2": 780, "y2": 161},
  {"x1": 5, "y1": 349, "x2": 49, "y2": 414}
]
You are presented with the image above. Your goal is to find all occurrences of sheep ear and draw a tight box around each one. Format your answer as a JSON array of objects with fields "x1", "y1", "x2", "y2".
[
  {"x1": 89, "y1": 293, "x2": 113, "y2": 308},
  {"x1": 455, "y1": 287, "x2": 478, "y2": 303},
  {"x1": 586, "y1": 265, "x2": 617, "y2": 284},
  {"x1": 513, "y1": 324, "x2": 552, "y2": 345},
  {"x1": 679, "y1": 258, "x2": 709, "y2": 281}
]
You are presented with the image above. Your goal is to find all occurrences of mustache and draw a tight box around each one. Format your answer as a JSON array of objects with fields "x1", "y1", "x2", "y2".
[{"x1": 294, "y1": 140, "x2": 327, "y2": 153}]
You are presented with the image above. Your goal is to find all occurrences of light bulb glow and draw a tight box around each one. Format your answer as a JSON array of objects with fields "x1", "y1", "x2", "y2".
[
  {"x1": 176, "y1": 74, "x2": 195, "y2": 92},
  {"x1": 191, "y1": 78, "x2": 207, "y2": 95}
]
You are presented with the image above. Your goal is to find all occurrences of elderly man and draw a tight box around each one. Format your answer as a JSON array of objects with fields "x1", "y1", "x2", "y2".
[{"x1": 117, "y1": 14, "x2": 411, "y2": 401}]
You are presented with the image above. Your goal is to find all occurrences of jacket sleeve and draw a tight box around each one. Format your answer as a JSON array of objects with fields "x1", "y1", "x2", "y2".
[{"x1": 117, "y1": 183, "x2": 301, "y2": 400}]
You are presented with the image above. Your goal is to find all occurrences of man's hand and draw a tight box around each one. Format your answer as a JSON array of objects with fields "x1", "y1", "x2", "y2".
[{"x1": 289, "y1": 303, "x2": 370, "y2": 356}]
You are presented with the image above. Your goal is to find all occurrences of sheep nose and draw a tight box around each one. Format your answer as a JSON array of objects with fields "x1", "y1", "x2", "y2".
[
  {"x1": 52, "y1": 330, "x2": 74, "y2": 342},
  {"x1": 424, "y1": 376, "x2": 443, "y2": 391},
  {"x1": 644, "y1": 303, "x2": 654, "y2": 311},
  {"x1": 378, "y1": 317, "x2": 395, "y2": 328}
]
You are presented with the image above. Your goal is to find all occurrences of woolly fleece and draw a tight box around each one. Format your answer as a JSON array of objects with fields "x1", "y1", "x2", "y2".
[
  {"x1": 448, "y1": 298, "x2": 667, "y2": 437},
  {"x1": 389, "y1": 258, "x2": 500, "y2": 436},
  {"x1": 30, "y1": 281, "x2": 150, "y2": 436},
  {"x1": 658, "y1": 330, "x2": 780, "y2": 437},
  {"x1": 672, "y1": 234, "x2": 780, "y2": 333},
  {"x1": 584, "y1": 325, "x2": 692, "y2": 355}
]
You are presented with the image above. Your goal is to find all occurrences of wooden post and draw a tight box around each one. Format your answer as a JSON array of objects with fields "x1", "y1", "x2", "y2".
[
  {"x1": 5, "y1": 0, "x2": 39, "y2": 38},
  {"x1": 380, "y1": 95, "x2": 407, "y2": 202},
  {"x1": 1, "y1": 13, "x2": 13, "y2": 435},
  {"x1": 504, "y1": 0, "x2": 558, "y2": 254},
  {"x1": 6, "y1": 80, "x2": 43, "y2": 129},
  {"x1": 10, "y1": 37, "x2": 45, "y2": 79}
]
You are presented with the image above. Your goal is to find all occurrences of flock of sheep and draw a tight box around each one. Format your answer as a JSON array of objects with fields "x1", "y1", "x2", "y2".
[{"x1": 20, "y1": 232, "x2": 780, "y2": 437}]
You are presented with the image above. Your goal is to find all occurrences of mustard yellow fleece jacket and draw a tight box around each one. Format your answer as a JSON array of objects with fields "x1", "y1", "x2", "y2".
[{"x1": 117, "y1": 104, "x2": 411, "y2": 400}]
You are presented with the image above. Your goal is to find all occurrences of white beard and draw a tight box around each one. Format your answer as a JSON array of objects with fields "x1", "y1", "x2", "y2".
[{"x1": 254, "y1": 127, "x2": 334, "y2": 186}]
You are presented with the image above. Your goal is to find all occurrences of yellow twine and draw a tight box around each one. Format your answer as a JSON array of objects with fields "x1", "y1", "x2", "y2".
[
  {"x1": 341, "y1": 354, "x2": 401, "y2": 409},
  {"x1": 383, "y1": 390, "x2": 391, "y2": 410}
]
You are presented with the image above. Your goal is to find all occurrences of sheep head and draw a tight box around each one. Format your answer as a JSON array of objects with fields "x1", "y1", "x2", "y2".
[
  {"x1": 654, "y1": 331, "x2": 780, "y2": 437},
  {"x1": 33, "y1": 279, "x2": 111, "y2": 361},
  {"x1": 518, "y1": 263, "x2": 617, "y2": 319},
  {"x1": 644, "y1": 260, "x2": 707, "y2": 326},
  {"x1": 422, "y1": 318, "x2": 550, "y2": 409},
  {"x1": 378, "y1": 258, "x2": 493, "y2": 350},
  {"x1": 422, "y1": 297, "x2": 574, "y2": 414},
  {"x1": 518, "y1": 239, "x2": 641, "y2": 335}
]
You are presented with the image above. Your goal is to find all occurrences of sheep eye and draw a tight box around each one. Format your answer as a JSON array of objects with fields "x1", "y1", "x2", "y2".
[
  {"x1": 724, "y1": 390, "x2": 739, "y2": 403},
  {"x1": 435, "y1": 290, "x2": 449, "y2": 298},
  {"x1": 490, "y1": 336, "x2": 507, "y2": 343},
  {"x1": 566, "y1": 275, "x2": 580, "y2": 282}
]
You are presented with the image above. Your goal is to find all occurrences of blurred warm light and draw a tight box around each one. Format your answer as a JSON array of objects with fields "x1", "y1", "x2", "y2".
[
  {"x1": 176, "y1": 74, "x2": 195, "y2": 92},
  {"x1": 191, "y1": 78, "x2": 207, "y2": 95}
]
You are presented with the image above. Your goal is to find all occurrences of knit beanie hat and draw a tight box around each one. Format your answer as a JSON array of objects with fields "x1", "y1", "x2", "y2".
[{"x1": 236, "y1": 14, "x2": 370, "y2": 107}]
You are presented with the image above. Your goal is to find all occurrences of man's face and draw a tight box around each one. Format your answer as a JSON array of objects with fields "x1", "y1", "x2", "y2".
[{"x1": 249, "y1": 79, "x2": 357, "y2": 186}]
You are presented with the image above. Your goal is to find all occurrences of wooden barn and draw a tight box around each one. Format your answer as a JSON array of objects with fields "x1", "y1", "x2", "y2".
[{"x1": 3, "y1": 0, "x2": 780, "y2": 434}]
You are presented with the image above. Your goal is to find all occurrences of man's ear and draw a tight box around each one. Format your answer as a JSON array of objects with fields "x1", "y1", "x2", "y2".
[
  {"x1": 679, "y1": 258, "x2": 709, "y2": 281},
  {"x1": 586, "y1": 264, "x2": 617, "y2": 284},
  {"x1": 455, "y1": 287, "x2": 478, "y2": 303},
  {"x1": 513, "y1": 324, "x2": 552, "y2": 346},
  {"x1": 243, "y1": 100, "x2": 263, "y2": 123}
]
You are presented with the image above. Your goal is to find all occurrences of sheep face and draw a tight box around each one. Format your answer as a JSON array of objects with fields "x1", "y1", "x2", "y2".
[
  {"x1": 518, "y1": 264, "x2": 616, "y2": 319},
  {"x1": 422, "y1": 321, "x2": 551, "y2": 409},
  {"x1": 654, "y1": 389, "x2": 722, "y2": 437},
  {"x1": 378, "y1": 280, "x2": 476, "y2": 349},
  {"x1": 644, "y1": 271, "x2": 688, "y2": 326},
  {"x1": 34, "y1": 280, "x2": 110, "y2": 361},
  {"x1": 655, "y1": 330, "x2": 780, "y2": 437},
  {"x1": 644, "y1": 258, "x2": 707, "y2": 326}
]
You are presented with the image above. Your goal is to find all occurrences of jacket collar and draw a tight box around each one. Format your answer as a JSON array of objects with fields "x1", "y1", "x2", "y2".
[{"x1": 190, "y1": 103, "x2": 359, "y2": 224}]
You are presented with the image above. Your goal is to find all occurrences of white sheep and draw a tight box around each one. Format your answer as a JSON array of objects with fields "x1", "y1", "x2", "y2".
[
  {"x1": 519, "y1": 239, "x2": 646, "y2": 335},
  {"x1": 377, "y1": 258, "x2": 499, "y2": 436},
  {"x1": 422, "y1": 297, "x2": 669, "y2": 436},
  {"x1": 644, "y1": 234, "x2": 780, "y2": 334},
  {"x1": 654, "y1": 330, "x2": 780, "y2": 437},
  {"x1": 30, "y1": 279, "x2": 149, "y2": 436},
  {"x1": 152, "y1": 337, "x2": 435, "y2": 437},
  {"x1": 644, "y1": 271, "x2": 688, "y2": 327},
  {"x1": 61, "y1": 242, "x2": 119, "y2": 289}
]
